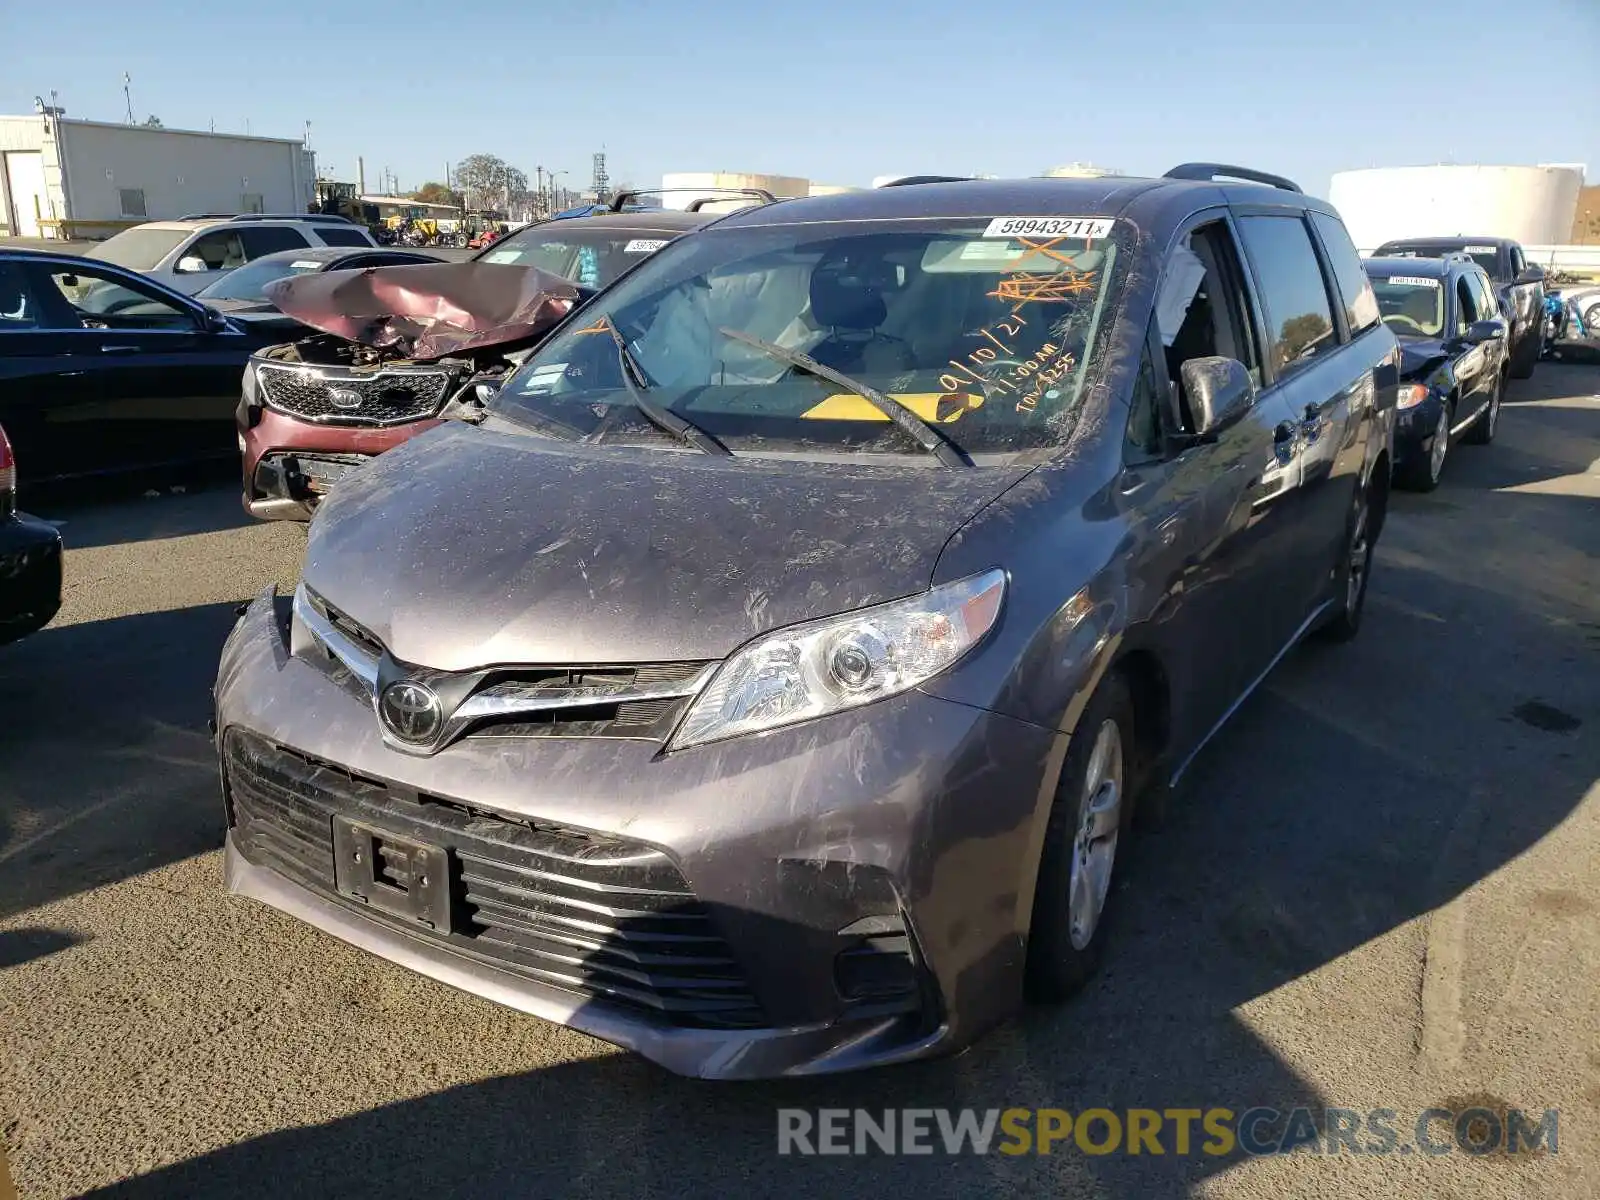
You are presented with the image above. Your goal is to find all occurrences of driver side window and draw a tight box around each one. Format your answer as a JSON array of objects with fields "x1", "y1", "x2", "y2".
[
  {"x1": 1454, "y1": 277, "x2": 1477, "y2": 337},
  {"x1": 177, "y1": 230, "x2": 247, "y2": 274},
  {"x1": 1157, "y1": 221, "x2": 1260, "y2": 432},
  {"x1": 31, "y1": 264, "x2": 197, "y2": 332}
]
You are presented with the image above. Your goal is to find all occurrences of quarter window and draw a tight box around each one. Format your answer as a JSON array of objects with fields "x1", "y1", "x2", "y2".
[
  {"x1": 312, "y1": 226, "x2": 372, "y2": 247},
  {"x1": 1310, "y1": 212, "x2": 1380, "y2": 335},
  {"x1": 240, "y1": 226, "x2": 310, "y2": 257},
  {"x1": 1236, "y1": 215, "x2": 1339, "y2": 378}
]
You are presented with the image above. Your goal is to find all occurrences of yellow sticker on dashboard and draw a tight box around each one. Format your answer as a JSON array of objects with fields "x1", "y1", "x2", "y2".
[{"x1": 801, "y1": 392, "x2": 985, "y2": 424}]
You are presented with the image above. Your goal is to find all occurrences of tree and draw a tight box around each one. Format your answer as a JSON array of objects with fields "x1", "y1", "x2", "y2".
[
  {"x1": 453, "y1": 154, "x2": 531, "y2": 214},
  {"x1": 411, "y1": 181, "x2": 463, "y2": 208}
]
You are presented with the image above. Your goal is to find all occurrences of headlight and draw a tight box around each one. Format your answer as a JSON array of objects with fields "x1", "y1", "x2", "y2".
[
  {"x1": 1397, "y1": 383, "x2": 1429, "y2": 410},
  {"x1": 669, "y1": 569, "x2": 1006, "y2": 751}
]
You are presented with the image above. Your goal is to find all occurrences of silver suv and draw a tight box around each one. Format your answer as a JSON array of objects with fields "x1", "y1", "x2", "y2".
[{"x1": 86, "y1": 214, "x2": 377, "y2": 295}]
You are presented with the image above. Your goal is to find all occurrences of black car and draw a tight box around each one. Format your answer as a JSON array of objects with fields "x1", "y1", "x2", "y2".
[
  {"x1": 1371, "y1": 236, "x2": 1544, "y2": 380},
  {"x1": 217, "y1": 164, "x2": 1400, "y2": 1078},
  {"x1": 0, "y1": 422, "x2": 62, "y2": 645},
  {"x1": 0, "y1": 250, "x2": 283, "y2": 482},
  {"x1": 1363, "y1": 255, "x2": 1508, "y2": 490},
  {"x1": 194, "y1": 246, "x2": 439, "y2": 333}
]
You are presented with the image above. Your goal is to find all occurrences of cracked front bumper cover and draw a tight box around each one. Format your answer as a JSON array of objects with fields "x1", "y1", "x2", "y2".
[{"x1": 214, "y1": 589, "x2": 1065, "y2": 1077}]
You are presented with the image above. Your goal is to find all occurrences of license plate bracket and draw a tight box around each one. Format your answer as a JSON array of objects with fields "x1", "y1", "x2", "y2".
[{"x1": 332, "y1": 817, "x2": 453, "y2": 932}]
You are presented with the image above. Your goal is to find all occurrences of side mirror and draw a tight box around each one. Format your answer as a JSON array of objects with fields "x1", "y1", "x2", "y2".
[
  {"x1": 1177, "y1": 356, "x2": 1255, "y2": 443},
  {"x1": 1515, "y1": 266, "x2": 1545, "y2": 286},
  {"x1": 176, "y1": 255, "x2": 210, "y2": 274},
  {"x1": 1466, "y1": 319, "x2": 1506, "y2": 344},
  {"x1": 200, "y1": 306, "x2": 232, "y2": 333}
]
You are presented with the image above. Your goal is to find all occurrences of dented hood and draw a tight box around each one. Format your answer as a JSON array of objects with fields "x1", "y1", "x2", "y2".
[
  {"x1": 303, "y1": 423, "x2": 1029, "y2": 669},
  {"x1": 262, "y1": 261, "x2": 581, "y2": 360}
]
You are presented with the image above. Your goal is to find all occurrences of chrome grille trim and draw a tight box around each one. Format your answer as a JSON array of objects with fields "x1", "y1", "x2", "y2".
[
  {"x1": 291, "y1": 584, "x2": 715, "y2": 750},
  {"x1": 256, "y1": 361, "x2": 452, "y2": 426}
]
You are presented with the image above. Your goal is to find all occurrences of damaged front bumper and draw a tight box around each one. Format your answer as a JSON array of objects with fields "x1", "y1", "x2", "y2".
[{"x1": 215, "y1": 589, "x2": 1063, "y2": 1078}]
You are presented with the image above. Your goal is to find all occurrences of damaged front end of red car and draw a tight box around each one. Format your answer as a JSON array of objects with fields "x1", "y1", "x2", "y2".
[{"x1": 237, "y1": 261, "x2": 584, "y2": 521}]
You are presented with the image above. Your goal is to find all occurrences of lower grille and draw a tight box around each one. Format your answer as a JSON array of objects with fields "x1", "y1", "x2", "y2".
[
  {"x1": 256, "y1": 362, "x2": 452, "y2": 425},
  {"x1": 225, "y1": 728, "x2": 765, "y2": 1029}
]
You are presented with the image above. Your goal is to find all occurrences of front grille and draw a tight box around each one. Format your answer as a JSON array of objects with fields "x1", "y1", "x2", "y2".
[
  {"x1": 256, "y1": 362, "x2": 452, "y2": 425},
  {"x1": 225, "y1": 728, "x2": 765, "y2": 1029}
]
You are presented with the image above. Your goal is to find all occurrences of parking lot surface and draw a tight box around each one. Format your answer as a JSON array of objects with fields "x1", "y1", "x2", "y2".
[{"x1": 1, "y1": 367, "x2": 1597, "y2": 1199}]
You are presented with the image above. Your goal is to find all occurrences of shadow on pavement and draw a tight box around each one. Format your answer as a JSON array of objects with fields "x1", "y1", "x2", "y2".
[
  {"x1": 0, "y1": 927, "x2": 85, "y2": 969},
  {"x1": 25, "y1": 467, "x2": 252, "y2": 552},
  {"x1": 0, "y1": 601, "x2": 239, "y2": 919}
]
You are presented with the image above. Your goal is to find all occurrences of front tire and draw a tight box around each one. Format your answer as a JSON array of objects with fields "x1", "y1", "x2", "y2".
[
  {"x1": 1510, "y1": 326, "x2": 1539, "y2": 380},
  {"x1": 1462, "y1": 372, "x2": 1503, "y2": 445},
  {"x1": 1396, "y1": 402, "x2": 1450, "y2": 491},
  {"x1": 1025, "y1": 675, "x2": 1138, "y2": 1003}
]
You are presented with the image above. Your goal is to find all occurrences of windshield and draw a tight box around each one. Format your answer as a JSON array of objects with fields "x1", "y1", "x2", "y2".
[
  {"x1": 1378, "y1": 243, "x2": 1500, "y2": 280},
  {"x1": 492, "y1": 217, "x2": 1130, "y2": 460},
  {"x1": 87, "y1": 227, "x2": 191, "y2": 271},
  {"x1": 1369, "y1": 274, "x2": 1445, "y2": 338},
  {"x1": 197, "y1": 256, "x2": 326, "y2": 301},
  {"x1": 476, "y1": 228, "x2": 679, "y2": 289}
]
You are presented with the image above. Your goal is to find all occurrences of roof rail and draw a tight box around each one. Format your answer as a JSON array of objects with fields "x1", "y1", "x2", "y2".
[
  {"x1": 879, "y1": 175, "x2": 974, "y2": 187},
  {"x1": 177, "y1": 212, "x2": 236, "y2": 220},
  {"x1": 609, "y1": 187, "x2": 777, "y2": 213},
  {"x1": 1163, "y1": 163, "x2": 1303, "y2": 194},
  {"x1": 684, "y1": 190, "x2": 778, "y2": 213},
  {"x1": 232, "y1": 212, "x2": 357, "y2": 223}
]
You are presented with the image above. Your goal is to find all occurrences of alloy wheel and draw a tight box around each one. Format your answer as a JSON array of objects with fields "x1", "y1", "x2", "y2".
[
  {"x1": 1068, "y1": 719, "x2": 1124, "y2": 951},
  {"x1": 1429, "y1": 407, "x2": 1450, "y2": 482},
  {"x1": 1346, "y1": 501, "x2": 1370, "y2": 616}
]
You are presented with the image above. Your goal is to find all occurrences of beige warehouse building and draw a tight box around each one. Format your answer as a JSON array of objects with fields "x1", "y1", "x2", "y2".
[{"x1": 0, "y1": 113, "x2": 315, "y2": 240}]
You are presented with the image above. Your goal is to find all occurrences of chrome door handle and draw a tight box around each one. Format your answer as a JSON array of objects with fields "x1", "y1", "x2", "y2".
[{"x1": 100, "y1": 344, "x2": 140, "y2": 353}]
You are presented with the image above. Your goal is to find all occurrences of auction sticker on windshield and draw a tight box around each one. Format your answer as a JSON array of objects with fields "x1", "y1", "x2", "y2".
[
  {"x1": 625, "y1": 239, "x2": 670, "y2": 254},
  {"x1": 982, "y1": 217, "x2": 1114, "y2": 240},
  {"x1": 1386, "y1": 276, "x2": 1440, "y2": 288}
]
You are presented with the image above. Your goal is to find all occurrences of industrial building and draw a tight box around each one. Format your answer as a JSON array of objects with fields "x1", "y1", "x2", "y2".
[
  {"x1": 0, "y1": 113, "x2": 315, "y2": 240},
  {"x1": 1329, "y1": 164, "x2": 1586, "y2": 250}
]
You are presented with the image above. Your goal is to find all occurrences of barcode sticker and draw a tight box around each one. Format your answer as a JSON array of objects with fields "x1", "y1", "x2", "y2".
[
  {"x1": 1386, "y1": 276, "x2": 1440, "y2": 288},
  {"x1": 981, "y1": 216, "x2": 1115, "y2": 240}
]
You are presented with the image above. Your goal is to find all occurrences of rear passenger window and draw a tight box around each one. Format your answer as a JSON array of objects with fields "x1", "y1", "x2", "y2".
[
  {"x1": 314, "y1": 226, "x2": 373, "y2": 247},
  {"x1": 1236, "y1": 215, "x2": 1339, "y2": 378},
  {"x1": 1310, "y1": 212, "x2": 1379, "y2": 335},
  {"x1": 240, "y1": 226, "x2": 310, "y2": 257}
]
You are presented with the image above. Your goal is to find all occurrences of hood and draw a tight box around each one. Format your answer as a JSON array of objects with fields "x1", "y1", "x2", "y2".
[
  {"x1": 202, "y1": 296, "x2": 274, "y2": 315},
  {"x1": 304, "y1": 424, "x2": 1030, "y2": 669},
  {"x1": 1396, "y1": 336, "x2": 1450, "y2": 379},
  {"x1": 262, "y1": 261, "x2": 581, "y2": 361}
]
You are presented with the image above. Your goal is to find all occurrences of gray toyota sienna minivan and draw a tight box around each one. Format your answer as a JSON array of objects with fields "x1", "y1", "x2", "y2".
[{"x1": 215, "y1": 166, "x2": 1398, "y2": 1078}]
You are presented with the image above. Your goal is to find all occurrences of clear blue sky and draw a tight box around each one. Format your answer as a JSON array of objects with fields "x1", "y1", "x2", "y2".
[{"x1": 5, "y1": 0, "x2": 1596, "y2": 198}]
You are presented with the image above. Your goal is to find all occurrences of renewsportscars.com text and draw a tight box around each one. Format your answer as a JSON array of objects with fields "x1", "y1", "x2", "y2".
[{"x1": 777, "y1": 1106, "x2": 1559, "y2": 1158}]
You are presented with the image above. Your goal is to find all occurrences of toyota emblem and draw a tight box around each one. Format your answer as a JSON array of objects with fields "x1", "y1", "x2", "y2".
[
  {"x1": 379, "y1": 680, "x2": 444, "y2": 744},
  {"x1": 328, "y1": 386, "x2": 363, "y2": 411}
]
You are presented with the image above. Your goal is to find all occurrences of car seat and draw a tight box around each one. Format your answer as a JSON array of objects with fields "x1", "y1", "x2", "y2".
[{"x1": 806, "y1": 257, "x2": 913, "y2": 376}]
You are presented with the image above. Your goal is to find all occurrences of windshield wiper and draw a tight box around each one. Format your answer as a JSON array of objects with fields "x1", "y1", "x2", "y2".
[
  {"x1": 717, "y1": 328, "x2": 970, "y2": 468},
  {"x1": 596, "y1": 316, "x2": 731, "y2": 457}
]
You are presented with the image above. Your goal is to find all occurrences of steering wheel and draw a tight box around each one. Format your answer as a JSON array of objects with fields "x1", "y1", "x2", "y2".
[
  {"x1": 1385, "y1": 314, "x2": 1426, "y2": 334},
  {"x1": 100, "y1": 296, "x2": 147, "y2": 315}
]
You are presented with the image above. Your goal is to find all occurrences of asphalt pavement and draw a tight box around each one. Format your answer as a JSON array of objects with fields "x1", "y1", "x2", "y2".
[{"x1": 0, "y1": 367, "x2": 1597, "y2": 1199}]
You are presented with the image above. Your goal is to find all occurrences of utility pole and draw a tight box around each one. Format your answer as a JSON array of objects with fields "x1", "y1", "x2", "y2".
[{"x1": 122, "y1": 73, "x2": 133, "y2": 124}]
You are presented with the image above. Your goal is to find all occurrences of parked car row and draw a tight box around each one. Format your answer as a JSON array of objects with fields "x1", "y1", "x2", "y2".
[{"x1": 213, "y1": 165, "x2": 1407, "y2": 1079}]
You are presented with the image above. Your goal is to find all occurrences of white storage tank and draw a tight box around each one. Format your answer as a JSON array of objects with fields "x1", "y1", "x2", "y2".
[
  {"x1": 1329, "y1": 164, "x2": 1585, "y2": 251},
  {"x1": 659, "y1": 171, "x2": 810, "y2": 210}
]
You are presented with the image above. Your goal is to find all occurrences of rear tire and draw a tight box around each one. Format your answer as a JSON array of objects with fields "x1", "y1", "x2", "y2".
[
  {"x1": 1025, "y1": 674, "x2": 1139, "y2": 1003},
  {"x1": 1316, "y1": 474, "x2": 1380, "y2": 644}
]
